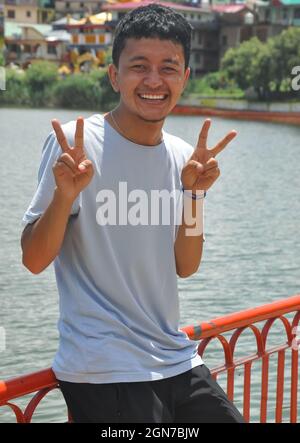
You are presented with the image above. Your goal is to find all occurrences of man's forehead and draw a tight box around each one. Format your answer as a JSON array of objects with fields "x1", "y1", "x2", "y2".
[{"x1": 121, "y1": 37, "x2": 185, "y2": 62}]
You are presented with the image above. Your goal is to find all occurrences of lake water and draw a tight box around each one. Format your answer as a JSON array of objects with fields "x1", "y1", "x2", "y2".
[{"x1": 0, "y1": 108, "x2": 299, "y2": 423}]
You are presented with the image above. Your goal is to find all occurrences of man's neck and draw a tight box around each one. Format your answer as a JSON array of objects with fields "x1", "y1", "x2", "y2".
[{"x1": 107, "y1": 108, "x2": 164, "y2": 146}]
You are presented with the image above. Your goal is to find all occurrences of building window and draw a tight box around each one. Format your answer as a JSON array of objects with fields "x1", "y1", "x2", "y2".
[
  {"x1": 294, "y1": 8, "x2": 300, "y2": 19},
  {"x1": 66, "y1": 2, "x2": 70, "y2": 8},
  {"x1": 198, "y1": 32, "x2": 202, "y2": 44},
  {"x1": 265, "y1": 9, "x2": 270, "y2": 22},
  {"x1": 80, "y1": 2, "x2": 84, "y2": 7},
  {"x1": 194, "y1": 53, "x2": 201, "y2": 64},
  {"x1": 282, "y1": 8, "x2": 288, "y2": 20},
  {"x1": 27, "y1": 11, "x2": 31, "y2": 18},
  {"x1": 222, "y1": 35, "x2": 228, "y2": 46},
  {"x1": 47, "y1": 45, "x2": 57, "y2": 55},
  {"x1": 7, "y1": 10, "x2": 15, "y2": 19}
]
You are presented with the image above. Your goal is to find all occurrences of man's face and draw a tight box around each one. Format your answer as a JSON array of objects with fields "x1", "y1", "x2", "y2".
[{"x1": 109, "y1": 37, "x2": 190, "y2": 123}]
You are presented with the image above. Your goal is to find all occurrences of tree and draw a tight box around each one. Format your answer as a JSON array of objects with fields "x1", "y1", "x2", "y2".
[
  {"x1": 269, "y1": 27, "x2": 300, "y2": 95},
  {"x1": 221, "y1": 37, "x2": 273, "y2": 99}
]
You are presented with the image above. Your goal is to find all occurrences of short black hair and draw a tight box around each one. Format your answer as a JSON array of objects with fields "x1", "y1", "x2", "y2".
[{"x1": 112, "y1": 4, "x2": 192, "y2": 69}]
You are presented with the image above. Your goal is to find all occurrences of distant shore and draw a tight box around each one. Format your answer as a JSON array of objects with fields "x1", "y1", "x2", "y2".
[
  {"x1": 173, "y1": 105, "x2": 300, "y2": 126},
  {"x1": 174, "y1": 96, "x2": 300, "y2": 126}
]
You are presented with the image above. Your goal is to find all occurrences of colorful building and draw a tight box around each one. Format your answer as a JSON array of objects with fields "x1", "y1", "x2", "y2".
[
  {"x1": 4, "y1": 0, "x2": 55, "y2": 24},
  {"x1": 4, "y1": 20, "x2": 70, "y2": 65},
  {"x1": 54, "y1": 0, "x2": 104, "y2": 20}
]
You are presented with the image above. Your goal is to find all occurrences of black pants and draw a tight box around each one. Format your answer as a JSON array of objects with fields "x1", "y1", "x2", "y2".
[{"x1": 59, "y1": 364, "x2": 245, "y2": 423}]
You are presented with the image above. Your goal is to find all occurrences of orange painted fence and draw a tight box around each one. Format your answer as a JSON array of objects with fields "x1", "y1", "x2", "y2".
[{"x1": 0, "y1": 294, "x2": 299, "y2": 423}]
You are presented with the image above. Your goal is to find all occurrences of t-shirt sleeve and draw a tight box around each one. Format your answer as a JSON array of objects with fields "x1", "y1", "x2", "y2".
[{"x1": 22, "y1": 132, "x2": 81, "y2": 227}]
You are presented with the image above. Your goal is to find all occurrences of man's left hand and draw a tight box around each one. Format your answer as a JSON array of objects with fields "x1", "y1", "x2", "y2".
[{"x1": 181, "y1": 119, "x2": 237, "y2": 192}]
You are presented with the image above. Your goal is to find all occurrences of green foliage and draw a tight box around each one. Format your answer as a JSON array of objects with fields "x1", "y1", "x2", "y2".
[
  {"x1": 25, "y1": 61, "x2": 58, "y2": 106},
  {"x1": 184, "y1": 71, "x2": 244, "y2": 98},
  {"x1": 0, "y1": 52, "x2": 4, "y2": 67},
  {"x1": 0, "y1": 69, "x2": 30, "y2": 105},
  {"x1": 221, "y1": 37, "x2": 273, "y2": 99},
  {"x1": 221, "y1": 28, "x2": 300, "y2": 100},
  {"x1": 96, "y1": 69, "x2": 119, "y2": 111},
  {"x1": 269, "y1": 27, "x2": 300, "y2": 94},
  {"x1": 53, "y1": 73, "x2": 101, "y2": 109},
  {"x1": 52, "y1": 68, "x2": 118, "y2": 110}
]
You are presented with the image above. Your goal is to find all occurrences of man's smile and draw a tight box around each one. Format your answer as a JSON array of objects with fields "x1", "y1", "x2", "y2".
[{"x1": 137, "y1": 93, "x2": 168, "y2": 103}]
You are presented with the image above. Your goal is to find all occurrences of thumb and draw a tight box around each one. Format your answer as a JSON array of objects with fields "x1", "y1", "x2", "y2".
[
  {"x1": 186, "y1": 160, "x2": 204, "y2": 175},
  {"x1": 78, "y1": 159, "x2": 93, "y2": 173}
]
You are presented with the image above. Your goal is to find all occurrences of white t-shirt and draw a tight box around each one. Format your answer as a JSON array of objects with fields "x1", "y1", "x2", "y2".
[{"x1": 23, "y1": 114, "x2": 203, "y2": 383}]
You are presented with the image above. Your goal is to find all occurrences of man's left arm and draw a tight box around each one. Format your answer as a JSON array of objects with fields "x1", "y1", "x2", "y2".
[
  {"x1": 174, "y1": 195, "x2": 205, "y2": 278},
  {"x1": 174, "y1": 119, "x2": 237, "y2": 278}
]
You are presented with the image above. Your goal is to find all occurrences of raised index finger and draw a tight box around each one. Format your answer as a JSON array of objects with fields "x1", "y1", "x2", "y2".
[
  {"x1": 75, "y1": 117, "x2": 84, "y2": 150},
  {"x1": 196, "y1": 119, "x2": 211, "y2": 151},
  {"x1": 51, "y1": 119, "x2": 70, "y2": 152},
  {"x1": 210, "y1": 130, "x2": 237, "y2": 157}
]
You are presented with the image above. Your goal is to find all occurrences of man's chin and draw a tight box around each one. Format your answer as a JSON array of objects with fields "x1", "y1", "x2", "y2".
[
  {"x1": 137, "y1": 111, "x2": 168, "y2": 124},
  {"x1": 140, "y1": 117, "x2": 166, "y2": 123}
]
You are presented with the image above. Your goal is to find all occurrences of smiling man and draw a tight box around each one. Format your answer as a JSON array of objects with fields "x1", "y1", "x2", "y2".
[{"x1": 21, "y1": 4, "x2": 244, "y2": 423}]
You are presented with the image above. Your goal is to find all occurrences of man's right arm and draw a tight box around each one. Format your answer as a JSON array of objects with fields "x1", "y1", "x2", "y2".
[
  {"x1": 21, "y1": 117, "x2": 94, "y2": 274},
  {"x1": 21, "y1": 189, "x2": 74, "y2": 274}
]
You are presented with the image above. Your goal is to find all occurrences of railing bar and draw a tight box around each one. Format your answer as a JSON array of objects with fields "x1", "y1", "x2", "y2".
[
  {"x1": 243, "y1": 362, "x2": 251, "y2": 423},
  {"x1": 209, "y1": 344, "x2": 290, "y2": 376},
  {"x1": 275, "y1": 350, "x2": 285, "y2": 423},
  {"x1": 290, "y1": 348, "x2": 299, "y2": 423},
  {"x1": 227, "y1": 367, "x2": 235, "y2": 402},
  {"x1": 260, "y1": 355, "x2": 269, "y2": 423}
]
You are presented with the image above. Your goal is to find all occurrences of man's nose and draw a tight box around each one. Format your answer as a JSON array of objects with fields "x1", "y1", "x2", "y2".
[{"x1": 143, "y1": 69, "x2": 163, "y2": 89}]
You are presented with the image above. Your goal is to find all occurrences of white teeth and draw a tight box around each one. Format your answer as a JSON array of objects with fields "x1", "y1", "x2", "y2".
[{"x1": 140, "y1": 94, "x2": 165, "y2": 100}]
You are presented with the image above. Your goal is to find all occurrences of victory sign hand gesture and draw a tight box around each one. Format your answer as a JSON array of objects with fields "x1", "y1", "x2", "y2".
[
  {"x1": 181, "y1": 119, "x2": 237, "y2": 192},
  {"x1": 52, "y1": 117, "x2": 94, "y2": 202}
]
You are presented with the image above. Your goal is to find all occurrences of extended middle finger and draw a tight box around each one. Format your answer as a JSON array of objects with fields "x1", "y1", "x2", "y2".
[
  {"x1": 210, "y1": 130, "x2": 237, "y2": 157},
  {"x1": 75, "y1": 117, "x2": 84, "y2": 150}
]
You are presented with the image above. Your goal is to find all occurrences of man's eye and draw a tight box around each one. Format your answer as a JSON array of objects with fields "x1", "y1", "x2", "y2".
[
  {"x1": 132, "y1": 65, "x2": 146, "y2": 70},
  {"x1": 162, "y1": 67, "x2": 177, "y2": 73}
]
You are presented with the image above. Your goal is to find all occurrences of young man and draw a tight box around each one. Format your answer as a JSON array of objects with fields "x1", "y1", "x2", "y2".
[{"x1": 21, "y1": 5, "x2": 244, "y2": 423}]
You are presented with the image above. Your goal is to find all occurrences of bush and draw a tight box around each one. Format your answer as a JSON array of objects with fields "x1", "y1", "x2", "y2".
[
  {"x1": 95, "y1": 69, "x2": 119, "y2": 110},
  {"x1": 53, "y1": 72, "x2": 102, "y2": 109},
  {"x1": 25, "y1": 61, "x2": 58, "y2": 107},
  {"x1": 184, "y1": 71, "x2": 243, "y2": 98},
  {"x1": 0, "y1": 68, "x2": 30, "y2": 105},
  {"x1": 52, "y1": 69, "x2": 118, "y2": 110}
]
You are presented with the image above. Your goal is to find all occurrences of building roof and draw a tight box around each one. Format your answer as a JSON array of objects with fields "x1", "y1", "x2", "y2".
[
  {"x1": 4, "y1": 23, "x2": 52, "y2": 39},
  {"x1": 51, "y1": 15, "x2": 80, "y2": 26},
  {"x1": 45, "y1": 29, "x2": 71, "y2": 42},
  {"x1": 75, "y1": 12, "x2": 113, "y2": 25},
  {"x1": 102, "y1": 0, "x2": 208, "y2": 13},
  {"x1": 277, "y1": 0, "x2": 300, "y2": 5},
  {"x1": 212, "y1": 4, "x2": 248, "y2": 14}
]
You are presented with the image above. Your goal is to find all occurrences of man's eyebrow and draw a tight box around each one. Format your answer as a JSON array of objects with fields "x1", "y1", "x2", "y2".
[{"x1": 128, "y1": 56, "x2": 180, "y2": 65}]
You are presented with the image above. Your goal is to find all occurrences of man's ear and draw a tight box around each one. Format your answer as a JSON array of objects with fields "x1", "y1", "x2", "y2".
[
  {"x1": 182, "y1": 67, "x2": 191, "y2": 92},
  {"x1": 107, "y1": 64, "x2": 120, "y2": 93}
]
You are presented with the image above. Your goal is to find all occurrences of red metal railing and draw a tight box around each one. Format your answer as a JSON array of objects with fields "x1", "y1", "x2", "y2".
[{"x1": 0, "y1": 294, "x2": 299, "y2": 423}]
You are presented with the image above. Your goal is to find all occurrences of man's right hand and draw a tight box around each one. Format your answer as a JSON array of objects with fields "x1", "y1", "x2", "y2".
[{"x1": 52, "y1": 117, "x2": 94, "y2": 202}]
